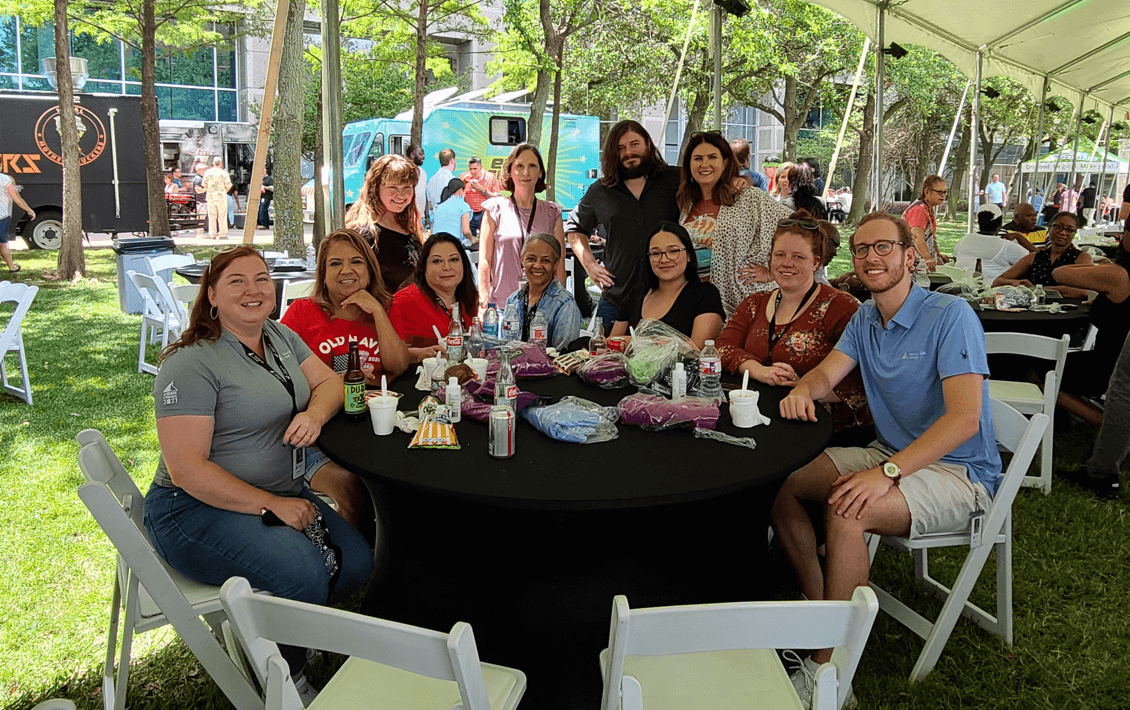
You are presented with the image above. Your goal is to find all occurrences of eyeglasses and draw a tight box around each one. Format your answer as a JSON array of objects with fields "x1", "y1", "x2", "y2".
[
  {"x1": 778, "y1": 218, "x2": 821, "y2": 231},
  {"x1": 930, "y1": 188, "x2": 949, "y2": 196},
  {"x1": 648, "y1": 247, "x2": 686, "y2": 261},
  {"x1": 1050, "y1": 223, "x2": 1078, "y2": 235},
  {"x1": 849, "y1": 240, "x2": 907, "y2": 258}
]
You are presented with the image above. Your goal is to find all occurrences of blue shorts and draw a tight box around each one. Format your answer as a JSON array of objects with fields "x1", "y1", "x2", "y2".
[
  {"x1": 304, "y1": 445, "x2": 331, "y2": 482},
  {"x1": 0, "y1": 217, "x2": 11, "y2": 244}
]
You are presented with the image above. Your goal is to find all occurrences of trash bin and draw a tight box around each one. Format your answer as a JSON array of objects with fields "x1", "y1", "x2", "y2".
[{"x1": 112, "y1": 236, "x2": 178, "y2": 314}]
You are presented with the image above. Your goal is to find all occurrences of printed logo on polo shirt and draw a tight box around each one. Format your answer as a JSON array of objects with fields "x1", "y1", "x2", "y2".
[
  {"x1": 901, "y1": 351, "x2": 927, "y2": 360},
  {"x1": 162, "y1": 382, "x2": 178, "y2": 405}
]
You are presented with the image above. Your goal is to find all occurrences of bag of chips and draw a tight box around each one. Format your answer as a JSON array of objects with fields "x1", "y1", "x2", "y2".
[{"x1": 407, "y1": 407, "x2": 461, "y2": 449}]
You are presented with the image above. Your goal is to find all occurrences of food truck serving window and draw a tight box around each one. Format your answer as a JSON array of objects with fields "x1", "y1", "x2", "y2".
[{"x1": 490, "y1": 117, "x2": 526, "y2": 146}]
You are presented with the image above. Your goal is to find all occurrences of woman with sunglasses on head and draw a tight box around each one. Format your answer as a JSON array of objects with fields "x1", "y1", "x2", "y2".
[
  {"x1": 902, "y1": 174, "x2": 951, "y2": 272},
  {"x1": 716, "y1": 210, "x2": 869, "y2": 432},
  {"x1": 678, "y1": 132, "x2": 792, "y2": 317},
  {"x1": 388, "y1": 232, "x2": 477, "y2": 362},
  {"x1": 344, "y1": 154, "x2": 424, "y2": 292},
  {"x1": 609, "y1": 222, "x2": 724, "y2": 349}
]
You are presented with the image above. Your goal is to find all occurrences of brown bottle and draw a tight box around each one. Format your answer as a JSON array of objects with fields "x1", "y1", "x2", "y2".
[{"x1": 344, "y1": 341, "x2": 366, "y2": 421}]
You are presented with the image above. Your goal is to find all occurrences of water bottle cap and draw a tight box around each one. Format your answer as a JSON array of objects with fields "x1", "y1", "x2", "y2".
[
  {"x1": 705, "y1": 340, "x2": 714, "y2": 346},
  {"x1": 449, "y1": 376, "x2": 458, "y2": 385}
]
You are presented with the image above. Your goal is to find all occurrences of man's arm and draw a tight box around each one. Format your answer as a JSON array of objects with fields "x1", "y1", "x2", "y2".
[
  {"x1": 564, "y1": 186, "x2": 614, "y2": 288},
  {"x1": 1053, "y1": 262, "x2": 1130, "y2": 303},
  {"x1": 780, "y1": 349, "x2": 858, "y2": 422},
  {"x1": 6, "y1": 185, "x2": 35, "y2": 219}
]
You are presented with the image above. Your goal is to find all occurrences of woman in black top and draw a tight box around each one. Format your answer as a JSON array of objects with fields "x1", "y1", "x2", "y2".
[
  {"x1": 994, "y1": 211, "x2": 1092, "y2": 296},
  {"x1": 344, "y1": 154, "x2": 424, "y2": 292},
  {"x1": 1050, "y1": 230, "x2": 1130, "y2": 429},
  {"x1": 610, "y1": 222, "x2": 724, "y2": 349}
]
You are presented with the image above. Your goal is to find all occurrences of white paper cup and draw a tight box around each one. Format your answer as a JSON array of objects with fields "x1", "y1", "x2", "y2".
[
  {"x1": 367, "y1": 396, "x2": 398, "y2": 436},
  {"x1": 468, "y1": 357, "x2": 489, "y2": 381},
  {"x1": 422, "y1": 357, "x2": 440, "y2": 381},
  {"x1": 728, "y1": 390, "x2": 761, "y2": 429}
]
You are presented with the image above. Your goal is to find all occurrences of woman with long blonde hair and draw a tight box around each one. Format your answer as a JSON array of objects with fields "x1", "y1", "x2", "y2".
[{"x1": 344, "y1": 154, "x2": 424, "y2": 292}]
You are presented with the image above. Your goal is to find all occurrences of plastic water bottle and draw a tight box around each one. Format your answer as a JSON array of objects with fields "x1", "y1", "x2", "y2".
[
  {"x1": 305, "y1": 243, "x2": 316, "y2": 271},
  {"x1": 1032, "y1": 284, "x2": 1046, "y2": 306},
  {"x1": 494, "y1": 348, "x2": 517, "y2": 411},
  {"x1": 446, "y1": 303, "x2": 464, "y2": 365},
  {"x1": 530, "y1": 309, "x2": 549, "y2": 350},
  {"x1": 588, "y1": 316, "x2": 607, "y2": 354},
  {"x1": 698, "y1": 340, "x2": 722, "y2": 400},
  {"x1": 483, "y1": 303, "x2": 500, "y2": 339},
  {"x1": 501, "y1": 303, "x2": 521, "y2": 342},
  {"x1": 671, "y1": 362, "x2": 687, "y2": 399},
  {"x1": 466, "y1": 317, "x2": 484, "y2": 359},
  {"x1": 445, "y1": 377, "x2": 461, "y2": 423}
]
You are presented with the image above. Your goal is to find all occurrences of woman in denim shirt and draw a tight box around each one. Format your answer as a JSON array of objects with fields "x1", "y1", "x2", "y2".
[{"x1": 504, "y1": 233, "x2": 582, "y2": 350}]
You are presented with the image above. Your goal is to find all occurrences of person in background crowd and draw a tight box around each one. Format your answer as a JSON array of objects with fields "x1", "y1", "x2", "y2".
[
  {"x1": 388, "y1": 232, "x2": 477, "y2": 362},
  {"x1": 202, "y1": 157, "x2": 232, "y2": 240},
  {"x1": 1080, "y1": 181, "x2": 1097, "y2": 226},
  {"x1": 953, "y1": 204, "x2": 1030, "y2": 283},
  {"x1": 1122, "y1": 180, "x2": 1130, "y2": 231},
  {"x1": 609, "y1": 222, "x2": 724, "y2": 350},
  {"x1": 772, "y1": 212, "x2": 1000, "y2": 705},
  {"x1": 764, "y1": 156, "x2": 782, "y2": 194},
  {"x1": 1062, "y1": 328, "x2": 1130, "y2": 500},
  {"x1": 779, "y1": 163, "x2": 826, "y2": 217},
  {"x1": 730, "y1": 138, "x2": 768, "y2": 191},
  {"x1": 993, "y1": 211, "x2": 1092, "y2": 295},
  {"x1": 566, "y1": 120, "x2": 681, "y2": 333},
  {"x1": 802, "y1": 157, "x2": 825, "y2": 196},
  {"x1": 344, "y1": 154, "x2": 424, "y2": 292},
  {"x1": 1043, "y1": 182, "x2": 1065, "y2": 226},
  {"x1": 406, "y1": 144, "x2": 428, "y2": 225},
  {"x1": 1, "y1": 170, "x2": 35, "y2": 272},
  {"x1": 431, "y1": 178, "x2": 473, "y2": 247},
  {"x1": 903, "y1": 174, "x2": 949, "y2": 271},
  {"x1": 1030, "y1": 187, "x2": 1044, "y2": 223},
  {"x1": 192, "y1": 161, "x2": 208, "y2": 238},
  {"x1": 1000, "y1": 203, "x2": 1044, "y2": 247},
  {"x1": 676, "y1": 131, "x2": 790, "y2": 315},
  {"x1": 257, "y1": 173, "x2": 274, "y2": 230},
  {"x1": 1062, "y1": 182, "x2": 1079, "y2": 215},
  {"x1": 503, "y1": 233, "x2": 583, "y2": 351},
  {"x1": 425, "y1": 148, "x2": 457, "y2": 225},
  {"x1": 771, "y1": 161, "x2": 795, "y2": 201},
  {"x1": 480, "y1": 143, "x2": 566, "y2": 307},
  {"x1": 226, "y1": 181, "x2": 239, "y2": 229},
  {"x1": 171, "y1": 167, "x2": 184, "y2": 189},
  {"x1": 716, "y1": 211, "x2": 868, "y2": 433},
  {"x1": 145, "y1": 246, "x2": 373, "y2": 700},
  {"x1": 983, "y1": 173, "x2": 1007, "y2": 210},
  {"x1": 838, "y1": 187, "x2": 853, "y2": 213},
  {"x1": 461, "y1": 157, "x2": 500, "y2": 238},
  {"x1": 163, "y1": 173, "x2": 177, "y2": 196}
]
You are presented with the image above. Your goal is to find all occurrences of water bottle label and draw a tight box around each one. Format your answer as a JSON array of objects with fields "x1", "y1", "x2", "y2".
[
  {"x1": 532, "y1": 326, "x2": 547, "y2": 342},
  {"x1": 699, "y1": 357, "x2": 721, "y2": 376},
  {"x1": 344, "y1": 382, "x2": 366, "y2": 413}
]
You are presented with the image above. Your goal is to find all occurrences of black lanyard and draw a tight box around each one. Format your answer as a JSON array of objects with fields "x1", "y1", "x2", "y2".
[
  {"x1": 511, "y1": 196, "x2": 538, "y2": 241},
  {"x1": 766, "y1": 281, "x2": 820, "y2": 363},
  {"x1": 241, "y1": 333, "x2": 299, "y2": 418},
  {"x1": 520, "y1": 288, "x2": 540, "y2": 341}
]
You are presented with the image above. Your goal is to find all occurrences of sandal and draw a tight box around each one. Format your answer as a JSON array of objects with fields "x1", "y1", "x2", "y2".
[{"x1": 8, "y1": 264, "x2": 21, "y2": 273}]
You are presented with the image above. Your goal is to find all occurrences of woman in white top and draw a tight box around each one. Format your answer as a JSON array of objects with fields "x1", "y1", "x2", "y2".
[{"x1": 954, "y1": 203, "x2": 1029, "y2": 283}]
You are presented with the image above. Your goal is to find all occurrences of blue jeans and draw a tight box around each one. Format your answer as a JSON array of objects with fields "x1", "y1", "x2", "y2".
[
  {"x1": 470, "y1": 210, "x2": 484, "y2": 236},
  {"x1": 594, "y1": 297, "x2": 618, "y2": 335}
]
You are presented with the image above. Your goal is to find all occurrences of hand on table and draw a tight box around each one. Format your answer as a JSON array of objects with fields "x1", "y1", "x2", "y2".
[
  {"x1": 780, "y1": 389, "x2": 818, "y2": 421},
  {"x1": 827, "y1": 467, "x2": 895, "y2": 520},
  {"x1": 264, "y1": 495, "x2": 318, "y2": 531},
  {"x1": 764, "y1": 362, "x2": 799, "y2": 387},
  {"x1": 284, "y1": 411, "x2": 322, "y2": 448}
]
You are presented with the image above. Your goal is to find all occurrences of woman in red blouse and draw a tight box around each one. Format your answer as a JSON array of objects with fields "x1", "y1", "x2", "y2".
[
  {"x1": 716, "y1": 210, "x2": 870, "y2": 431},
  {"x1": 389, "y1": 232, "x2": 477, "y2": 362}
]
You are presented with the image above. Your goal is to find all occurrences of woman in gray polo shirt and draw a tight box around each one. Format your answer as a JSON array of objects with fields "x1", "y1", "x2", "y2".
[{"x1": 142, "y1": 246, "x2": 372, "y2": 693}]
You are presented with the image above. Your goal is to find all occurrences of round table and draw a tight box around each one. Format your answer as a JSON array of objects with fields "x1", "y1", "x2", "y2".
[
  {"x1": 318, "y1": 372, "x2": 832, "y2": 709},
  {"x1": 975, "y1": 300, "x2": 1091, "y2": 339},
  {"x1": 174, "y1": 263, "x2": 316, "y2": 319}
]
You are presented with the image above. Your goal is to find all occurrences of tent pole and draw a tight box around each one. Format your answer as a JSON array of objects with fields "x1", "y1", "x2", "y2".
[
  {"x1": 1096, "y1": 105, "x2": 1114, "y2": 222},
  {"x1": 823, "y1": 37, "x2": 870, "y2": 201},
  {"x1": 938, "y1": 80, "x2": 970, "y2": 176},
  {"x1": 322, "y1": 0, "x2": 345, "y2": 233},
  {"x1": 662, "y1": 0, "x2": 702, "y2": 131},
  {"x1": 241, "y1": 0, "x2": 289, "y2": 243},
  {"x1": 1028, "y1": 77, "x2": 1048, "y2": 210},
  {"x1": 712, "y1": 6, "x2": 722, "y2": 130},
  {"x1": 968, "y1": 50, "x2": 982, "y2": 232},
  {"x1": 873, "y1": 2, "x2": 886, "y2": 211},
  {"x1": 1067, "y1": 95, "x2": 1084, "y2": 206}
]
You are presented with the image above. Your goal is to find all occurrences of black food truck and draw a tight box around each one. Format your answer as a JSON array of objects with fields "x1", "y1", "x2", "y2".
[{"x1": 1, "y1": 92, "x2": 148, "y2": 249}]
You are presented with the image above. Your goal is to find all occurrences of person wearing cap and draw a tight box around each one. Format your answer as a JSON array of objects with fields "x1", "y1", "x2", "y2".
[
  {"x1": 953, "y1": 203, "x2": 1030, "y2": 283},
  {"x1": 431, "y1": 178, "x2": 473, "y2": 246}
]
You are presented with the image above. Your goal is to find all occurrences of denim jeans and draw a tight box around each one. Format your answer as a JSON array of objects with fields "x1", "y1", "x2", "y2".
[
  {"x1": 593, "y1": 297, "x2": 618, "y2": 335},
  {"x1": 1086, "y1": 329, "x2": 1130, "y2": 481},
  {"x1": 469, "y1": 210, "x2": 484, "y2": 236}
]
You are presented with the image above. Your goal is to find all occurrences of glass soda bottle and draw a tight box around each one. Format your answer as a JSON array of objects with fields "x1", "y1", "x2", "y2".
[
  {"x1": 698, "y1": 339, "x2": 722, "y2": 400},
  {"x1": 446, "y1": 303, "x2": 464, "y2": 365},
  {"x1": 343, "y1": 341, "x2": 366, "y2": 421},
  {"x1": 494, "y1": 348, "x2": 518, "y2": 411},
  {"x1": 588, "y1": 316, "x2": 607, "y2": 354},
  {"x1": 483, "y1": 302, "x2": 500, "y2": 338},
  {"x1": 467, "y1": 317, "x2": 484, "y2": 359},
  {"x1": 530, "y1": 309, "x2": 549, "y2": 350}
]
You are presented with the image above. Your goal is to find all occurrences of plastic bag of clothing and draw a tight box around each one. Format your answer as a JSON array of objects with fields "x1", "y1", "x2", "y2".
[
  {"x1": 521, "y1": 396, "x2": 619, "y2": 444},
  {"x1": 617, "y1": 393, "x2": 720, "y2": 431},
  {"x1": 575, "y1": 352, "x2": 631, "y2": 389},
  {"x1": 623, "y1": 319, "x2": 701, "y2": 389},
  {"x1": 486, "y1": 341, "x2": 557, "y2": 379}
]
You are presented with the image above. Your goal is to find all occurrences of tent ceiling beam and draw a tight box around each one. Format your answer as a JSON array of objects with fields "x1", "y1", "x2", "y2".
[
  {"x1": 985, "y1": 0, "x2": 1091, "y2": 51},
  {"x1": 1089, "y1": 67, "x2": 1130, "y2": 94},
  {"x1": 1048, "y1": 28, "x2": 1130, "y2": 77}
]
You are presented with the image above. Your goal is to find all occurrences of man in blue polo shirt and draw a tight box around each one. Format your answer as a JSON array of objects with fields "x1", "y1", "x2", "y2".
[{"x1": 771, "y1": 211, "x2": 1000, "y2": 696}]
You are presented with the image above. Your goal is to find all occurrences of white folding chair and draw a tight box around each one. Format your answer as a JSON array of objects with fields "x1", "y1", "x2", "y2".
[
  {"x1": 75, "y1": 430, "x2": 262, "y2": 710},
  {"x1": 278, "y1": 278, "x2": 315, "y2": 318},
  {"x1": 127, "y1": 270, "x2": 186, "y2": 375},
  {"x1": 219, "y1": 576, "x2": 526, "y2": 710},
  {"x1": 984, "y1": 332, "x2": 1069, "y2": 494},
  {"x1": 169, "y1": 282, "x2": 200, "y2": 322},
  {"x1": 0, "y1": 281, "x2": 38, "y2": 405},
  {"x1": 866, "y1": 401, "x2": 1048, "y2": 682},
  {"x1": 147, "y1": 253, "x2": 196, "y2": 286},
  {"x1": 599, "y1": 587, "x2": 879, "y2": 710}
]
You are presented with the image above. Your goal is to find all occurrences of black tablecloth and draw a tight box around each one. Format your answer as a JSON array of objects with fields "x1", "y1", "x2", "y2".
[
  {"x1": 976, "y1": 300, "x2": 1091, "y2": 339},
  {"x1": 174, "y1": 264, "x2": 316, "y2": 319}
]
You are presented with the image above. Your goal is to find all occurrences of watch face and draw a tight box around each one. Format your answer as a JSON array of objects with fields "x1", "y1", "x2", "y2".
[{"x1": 883, "y1": 462, "x2": 900, "y2": 479}]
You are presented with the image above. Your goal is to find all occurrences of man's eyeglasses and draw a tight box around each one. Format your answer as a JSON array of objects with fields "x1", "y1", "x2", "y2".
[
  {"x1": 648, "y1": 247, "x2": 686, "y2": 261},
  {"x1": 778, "y1": 218, "x2": 821, "y2": 231},
  {"x1": 849, "y1": 240, "x2": 907, "y2": 258}
]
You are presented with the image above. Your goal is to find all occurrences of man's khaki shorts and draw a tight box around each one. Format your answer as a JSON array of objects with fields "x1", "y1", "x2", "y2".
[{"x1": 824, "y1": 443, "x2": 992, "y2": 539}]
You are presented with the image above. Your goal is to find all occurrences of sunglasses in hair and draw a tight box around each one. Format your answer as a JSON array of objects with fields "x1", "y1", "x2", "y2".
[{"x1": 778, "y1": 218, "x2": 821, "y2": 231}]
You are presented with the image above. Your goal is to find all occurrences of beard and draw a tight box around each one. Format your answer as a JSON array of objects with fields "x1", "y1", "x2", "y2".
[
  {"x1": 619, "y1": 154, "x2": 654, "y2": 181},
  {"x1": 858, "y1": 261, "x2": 909, "y2": 294}
]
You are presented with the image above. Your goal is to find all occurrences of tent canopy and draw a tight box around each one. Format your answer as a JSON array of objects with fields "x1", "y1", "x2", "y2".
[
  {"x1": 807, "y1": 0, "x2": 1130, "y2": 112},
  {"x1": 1021, "y1": 137, "x2": 1129, "y2": 174}
]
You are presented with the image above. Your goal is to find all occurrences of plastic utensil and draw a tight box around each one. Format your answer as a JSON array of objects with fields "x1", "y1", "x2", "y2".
[
  {"x1": 741, "y1": 369, "x2": 749, "y2": 392},
  {"x1": 381, "y1": 375, "x2": 388, "y2": 400}
]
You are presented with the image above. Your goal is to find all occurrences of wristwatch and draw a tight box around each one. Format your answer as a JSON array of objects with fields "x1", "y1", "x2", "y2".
[{"x1": 881, "y1": 460, "x2": 902, "y2": 486}]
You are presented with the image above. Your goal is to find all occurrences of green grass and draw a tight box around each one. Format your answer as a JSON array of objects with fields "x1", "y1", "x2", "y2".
[{"x1": 2, "y1": 236, "x2": 1129, "y2": 709}]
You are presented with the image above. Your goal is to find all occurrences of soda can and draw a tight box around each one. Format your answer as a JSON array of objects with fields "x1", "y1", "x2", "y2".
[
  {"x1": 607, "y1": 336, "x2": 629, "y2": 352},
  {"x1": 488, "y1": 405, "x2": 515, "y2": 458}
]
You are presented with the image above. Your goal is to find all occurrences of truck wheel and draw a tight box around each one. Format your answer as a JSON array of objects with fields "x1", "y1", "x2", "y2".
[{"x1": 23, "y1": 211, "x2": 64, "y2": 250}]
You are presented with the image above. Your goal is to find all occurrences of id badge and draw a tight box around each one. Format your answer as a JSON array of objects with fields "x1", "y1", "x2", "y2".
[{"x1": 292, "y1": 445, "x2": 306, "y2": 480}]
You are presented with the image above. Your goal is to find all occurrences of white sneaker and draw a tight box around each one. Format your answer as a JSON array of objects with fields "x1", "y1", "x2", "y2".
[
  {"x1": 292, "y1": 673, "x2": 321, "y2": 708},
  {"x1": 783, "y1": 650, "x2": 819, "y2": 708}
]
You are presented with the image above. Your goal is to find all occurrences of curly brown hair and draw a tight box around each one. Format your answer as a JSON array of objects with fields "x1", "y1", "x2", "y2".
[
  {"x1": 771, "y1": 209, "x2": 839, "y2": 270},
  {"x1": 310, "y1": 229, "x2": 392, "y2": 316},
  {"x1": 676, "y1": 131, "x2": 743, "y2": 214},
  {"x1": 344, "y1": 154, "x2": 423, "y2": 244}
]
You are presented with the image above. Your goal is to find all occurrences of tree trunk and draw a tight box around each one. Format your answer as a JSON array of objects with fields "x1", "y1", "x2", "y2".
[
  {"x1": 782, "y1": 75, "x2": 799, "y2": 162},
  {"x1": 140, "y1": 0, "x2": 168, "y2": 236},
  {"x1": 54, "y1": 0, "x2": 85, "y2": 279},
  {"x1": 546, "y1": 43, "x2": 563, "y2": 203},
  {"x1": 678, "y1": 89, "x2": 711, "y2": 163},
  {"x1": 946, "y1": 115, "x2": 971, "y2": 219},
  {"x1": 312, "y1": 97, "x2": 326, "y2": 248},
  {"x1": 526, "y1": 69, "x2": 552, "y2": 150},
  {"x1": 273, "y1": 0, "x2": 306, "y2": 255},
  {"x1": 410, "y1": 0, "x2": 428, "y2": 147},
  {"x1": 847, "y1": 92, "x2": 874, "y2": 223}
]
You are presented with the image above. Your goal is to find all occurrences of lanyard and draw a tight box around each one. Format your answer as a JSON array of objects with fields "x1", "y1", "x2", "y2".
[
  {"x1": 766, "y1": 281, "x2": 820, "y2": 363},
  {"x1": 511, "y1": 196, "x2": 538, "y2": 241},
  {"x1": 241, "y1": 333, "x2": 299, "y2": 418},
  {"x1": 520, "y1": 288, "x2": 540, "y2": 341}
]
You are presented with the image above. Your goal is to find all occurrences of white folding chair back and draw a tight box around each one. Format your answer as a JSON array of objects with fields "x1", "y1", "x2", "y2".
[
  {"x1": 935, "y1": 264, "x2": 968, "y2": 281},
  {"x1": 866, "y1": 401, "x2": 1047, "y2": 682},
  {"x1": 147, "y1": 253, "x2": 195, "y2": 285},
  {"x1": 278, "y1": 278, "x2": 315, "y2": 318},
  {"x1": 599, "y1": 587, "x2": 879, "y2": 710},
  {"x1": 0, "y1": 281, "x2": 38, "y2": 405},
  {"x1": 220, "y1": 576, "x2": 526, "y2": 710},
  {"x1": 127, "y1": 270, "x2": 186, "y2": 375},
  {"x1": 169, "y1": 282, "x2": 200, "y2": 322},
  {"x1": 75, "y1": 430, "x2": 262, "y2": 710},
  {"x1": 984, "y1": 332, "x2": 1069, "y2": 493}
]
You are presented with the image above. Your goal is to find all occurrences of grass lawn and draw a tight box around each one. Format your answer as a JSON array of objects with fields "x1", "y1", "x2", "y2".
[{"x1": 2, "y1": 232, "x2": 1128, "y2": 709}]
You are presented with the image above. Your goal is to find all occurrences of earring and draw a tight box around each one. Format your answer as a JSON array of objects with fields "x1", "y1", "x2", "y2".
[{"x1": 210, "y1": 305, "x2": 218, "y2": 320}]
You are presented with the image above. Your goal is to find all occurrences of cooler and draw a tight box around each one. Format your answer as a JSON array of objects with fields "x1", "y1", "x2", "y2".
[{"x1": 112, "y1": 236, "x2": 178, "y2": 314}]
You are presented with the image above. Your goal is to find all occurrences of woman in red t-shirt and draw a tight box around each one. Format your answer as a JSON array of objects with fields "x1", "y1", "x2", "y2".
[
  {"x1": 281, "y1": 228, "x2": 410, "y2": 382},
  {"x1": 389, "y1": 232, "x2": 477, "y2": 362}
]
